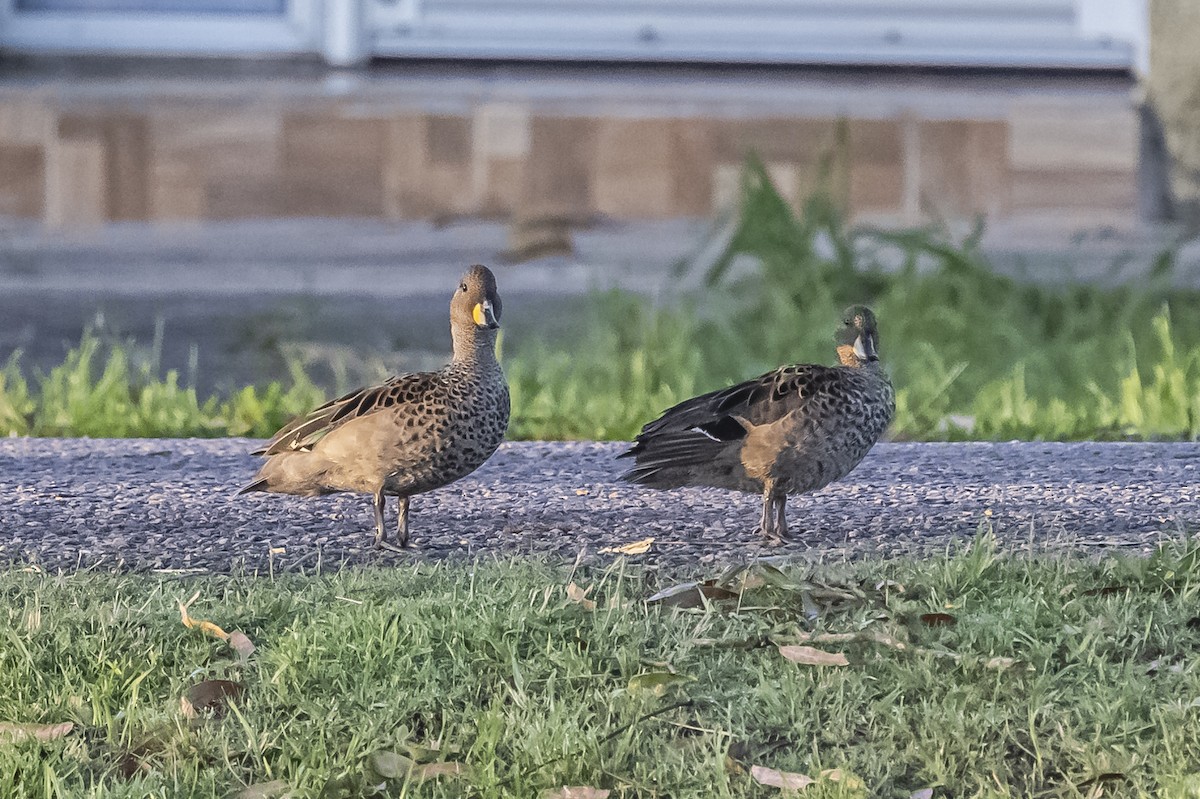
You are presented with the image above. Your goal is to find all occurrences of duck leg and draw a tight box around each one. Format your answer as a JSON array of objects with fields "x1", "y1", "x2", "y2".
[
  {"x1": 773, "y1": 495, "x2": 789, "y2": 541},
  {"x1": 371, "y1": 491, "x2": 410, "y2": 552},
  {"x1": 396, "y1": 497, "x2": 411, "y2": 548},
  {"x1": 753, "y1": 483, "x2": 777, "y2": 539},
  {"x1": 372, "y1": 490, "x2": 387, "y2": 547}
]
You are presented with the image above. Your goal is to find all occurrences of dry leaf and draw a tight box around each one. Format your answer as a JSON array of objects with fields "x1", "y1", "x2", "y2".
[
  {"x1": 238, "y1": 780, "x2": 290, "y2": 799},
  {"x1": 777, "y1": 645, "x2": 849, "y2": 667},
  {"x1": 647, "y1": 580, "x2": 738, "y2": 609},
  {"x1": 566, "y1": 582, "x2": 596, "y2": 612},
  {"x1": 541, "y1": 788, "x2": 610, "y2": 799},
  {"x1": 599, "y1": 537, "x2": 653, "y2": 555},
  {"x1": 751, "y1": 764, "x2": 816, "y2": 791},
  {"x1": 415, "y1": 761, "x2": 471, "y2": 780},
  {"x1": 984, "y1": 656, "x2": 1018, "y2": 670},
  {"x1": 228, "y1": 631, "x2": 257, "y2": 660},
  {"x1": 179, "y1": 592, "x2": 230, "y2": 641},
  {"x1": 181, "y1": 680, "x2": 243, "y2": 718},
  {"x1": 369, "y1": 750, "x2": 416, "y2": 779},
  {"x1": 919, "y1": 612, "x2": 957, "y2": 627},
  {"x1": 909, "y1": 790, "x2": 934, "y2": 799},
  {"x1": 0, "y1": 721, "x2": 73, "y2": 744},
  {"x1": 820, "y1": 768, "x2": 865, "y2": 789}
]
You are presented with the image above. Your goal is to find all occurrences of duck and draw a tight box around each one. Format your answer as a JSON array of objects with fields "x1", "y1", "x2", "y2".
[
  {"x1": 239, "y1": 264, "x2": 510, "y2": 549},
  {"x1": 619, "y1": 305, "x2": 894, "y2": 540}
]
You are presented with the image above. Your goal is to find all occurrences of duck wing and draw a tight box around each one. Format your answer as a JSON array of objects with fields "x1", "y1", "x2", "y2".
[
  {"x1": 254, "y1": 372, "x2": 443, "y2": 456},
  {"x1": 619, "y1": 364, "x2": 843, "y2": 482}
]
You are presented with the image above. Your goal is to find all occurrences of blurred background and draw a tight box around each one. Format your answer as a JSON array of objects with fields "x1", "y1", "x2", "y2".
[{"x1": 0, "y1": 0, "x2": 1198, "y2": 441}]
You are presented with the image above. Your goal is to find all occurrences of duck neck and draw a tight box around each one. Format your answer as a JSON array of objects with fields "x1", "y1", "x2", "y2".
[
  {"x1": 452, "y1": 325, "x2": 499, "y2": 367},
  {"x1": 836, "y1": 345, "x2": 883, "y2": 370}
]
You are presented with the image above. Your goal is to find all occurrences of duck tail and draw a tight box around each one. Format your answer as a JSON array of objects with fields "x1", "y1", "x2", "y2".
[
  {"x1": 236, "y1": 478, "x2": 270, "y2": 495},
  {"x1": 620, "y1": 416, "x2": 749, "y2": 487}
]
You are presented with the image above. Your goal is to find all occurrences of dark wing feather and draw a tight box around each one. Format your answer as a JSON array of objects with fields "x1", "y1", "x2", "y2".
[
  {"x1": 254, "y1": 372, "x2": 439, "y2": 456},
  {"x1": 619, "y1": 364, "x2": 848, "y2": 485},
  {"x1": 622, "y1": 365, "x2": 830, "y2": 455}
]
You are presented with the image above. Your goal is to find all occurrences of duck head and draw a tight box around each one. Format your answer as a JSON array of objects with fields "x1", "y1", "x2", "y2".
[
  {"x1": 834, "y1": 305, "x2": 881, "y2": 367},
  {"x1": 451, "y1": 264, "x2": 502, "y2": 329},
  {"x1": 451, "y1": 265, "x2": 502, "y2": 359}
]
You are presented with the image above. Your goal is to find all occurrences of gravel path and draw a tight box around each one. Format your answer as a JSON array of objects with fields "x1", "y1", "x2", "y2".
[{"x1": 0, "y1": 439, "x2": 1196, "y2": 573}]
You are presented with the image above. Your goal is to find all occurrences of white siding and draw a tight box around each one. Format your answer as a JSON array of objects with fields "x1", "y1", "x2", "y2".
[{"x1": 370, "y1": 0, "x2": 1136, "y2": 70}]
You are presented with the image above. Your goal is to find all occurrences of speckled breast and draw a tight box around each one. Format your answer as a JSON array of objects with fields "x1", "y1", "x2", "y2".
[
  {"x1": 774, "y1": 371, "x2": 894, "y2": 495},
  {"x1": 384, "y1": 367, "x2": 510, "y2": 496}
]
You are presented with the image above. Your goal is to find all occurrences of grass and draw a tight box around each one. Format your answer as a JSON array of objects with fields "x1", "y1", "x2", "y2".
[
  {"x1": 3, "y1": 535, "x2": 1200, "y2": 798},
  {"x1": 507, "y1": 157, "x2": 1200, "y2": 442},
  {"x1": 4, "y1": 156, "x2": 1200, "y2": 441},
  {"x1": 0, "y1": 337, "x2": 324, "y2": 439}
]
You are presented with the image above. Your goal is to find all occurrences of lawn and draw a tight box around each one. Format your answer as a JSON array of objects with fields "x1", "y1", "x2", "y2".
[{"x1": 4, "y1": 533, "x2": 1200, "y2": 798}]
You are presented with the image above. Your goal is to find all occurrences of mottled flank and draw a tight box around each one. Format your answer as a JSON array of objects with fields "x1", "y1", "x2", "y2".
[
  {"x1": 240, "y1": 264, "x2": 510, "y2": 548},
  {"x1": 622, "y1": 305, "x2": 895, "y2": 539}
]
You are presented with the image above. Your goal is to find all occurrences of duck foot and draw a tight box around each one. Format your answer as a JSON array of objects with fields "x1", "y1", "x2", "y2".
[
  {"x1": 752, "y1": 525, "x2": 790, "y2": 545},
  {"x1": 373, "y1": 538, "x2": 409, "y2": 554}
]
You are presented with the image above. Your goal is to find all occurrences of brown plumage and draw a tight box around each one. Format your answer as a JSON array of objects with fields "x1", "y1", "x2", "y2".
[
  {"x1": 620, "y1": 305, "x2": 894, "y2": 540},
  {"x1": 239, "y1": 265, "x2": 510, "y2": 549}
]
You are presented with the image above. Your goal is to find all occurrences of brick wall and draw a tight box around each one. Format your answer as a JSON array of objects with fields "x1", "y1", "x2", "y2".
[{"x1": 0, "y1": 84, "x2": 1138, "y2": 228}]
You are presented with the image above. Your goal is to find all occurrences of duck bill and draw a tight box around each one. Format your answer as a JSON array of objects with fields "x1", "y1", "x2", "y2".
[
  {"x1": 473, "y1": 301, "x2": 500, "y2": 329},
  {"x1": 852, "y1": 334, "x2": 878, "y2": 362}
]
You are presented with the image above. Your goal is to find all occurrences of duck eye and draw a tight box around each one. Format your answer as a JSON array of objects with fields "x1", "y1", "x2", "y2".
[{"x1": 459, "y1": 283, "x2": 467, "y2": 292}]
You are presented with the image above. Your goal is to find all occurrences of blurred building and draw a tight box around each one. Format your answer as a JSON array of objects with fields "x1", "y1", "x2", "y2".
[{"x1": 0, "y1": 0, "x2": 1151, "y2": 230}]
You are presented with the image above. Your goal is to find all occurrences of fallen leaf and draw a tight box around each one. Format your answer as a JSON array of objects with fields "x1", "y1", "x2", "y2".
[
  {"x1": 228, "y1": 631, "x2": 257, "y2": 660},
  {"x1": 238, "y1": 780, "x2": 290, "y2": 799},
  {"x1": 627, "y1": 670, "x2": 691, "y2": 696},
  {"x1": 777, "y1": 645, "x2": 849, "y2": 667},
  {"x1": 984, "y1": 656, "x2": 1018, "y2": 670},
  {"x1": 181, "y1": 680, "x2": 243, "y2": 718},
  {"x1": 541, "y1": 788, "x2": 610, "y2": 799},
  {"x1": 115, "y1": 749, "x2": 150, "y2": 779},
  {"x1": 599, "y1": 537, "x2": 653, "y2": 555},
  {"x1": 0, "y1": 721, "x2": 74, "y2": 744},
  {"x1": 820, "y1": 768, "x2": 865, "y2": 789},
  {"x1": 415, "y1": 761, "x2": 471, "y2": 780},
  {"x1": 368, "y1": 750, "x2": 416, "y2": 779},
  {"x1": 318, "y1": 774, "x2": 357, "y2": 799},
  {"x1": 566, "y1": 582, "x2": 596, "y2": 611},
  {"x1": 751, "y1": 764, "x2": 816, "y2": 791},
  {"x1": 919, "y1": 612, "x2": 956, "y2": 627},
  {"x1": 909, "y1": 789, "x2": 934, "y2": 799},
  {"x1": 646, "y1": 580, "x2": 737, "y2": 609},
  {"x1": 179, "y1": 591, "x2": 230, "y2": 641}
]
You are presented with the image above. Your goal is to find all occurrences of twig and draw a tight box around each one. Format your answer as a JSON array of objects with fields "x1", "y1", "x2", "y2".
[{"x1": 494, "y1": 699, "x2": 695, "y2": 790}]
